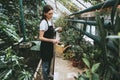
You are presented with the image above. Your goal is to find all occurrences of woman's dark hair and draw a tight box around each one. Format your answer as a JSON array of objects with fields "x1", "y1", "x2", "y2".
[{"x1": 41, "y1": 5, "x2": 53, "y2": 20}]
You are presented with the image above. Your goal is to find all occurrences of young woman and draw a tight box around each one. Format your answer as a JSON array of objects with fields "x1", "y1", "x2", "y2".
[{"x1": 39, "y1": 5, "x2": 62, "y2": 80}]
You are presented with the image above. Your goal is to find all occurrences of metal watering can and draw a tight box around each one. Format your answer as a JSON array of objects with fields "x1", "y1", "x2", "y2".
[{"x1": 54, "y1": 42, "x2": 71, "y2": 54}]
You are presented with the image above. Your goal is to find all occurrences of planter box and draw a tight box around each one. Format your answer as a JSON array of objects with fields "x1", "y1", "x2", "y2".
[{"x1": 33, "y1": 59, "x2": 43, "y2": 80}]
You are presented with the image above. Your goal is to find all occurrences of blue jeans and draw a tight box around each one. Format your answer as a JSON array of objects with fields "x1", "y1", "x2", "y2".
[{"x1": 42, "y1": 60, "x2": 52, "y2": 80}]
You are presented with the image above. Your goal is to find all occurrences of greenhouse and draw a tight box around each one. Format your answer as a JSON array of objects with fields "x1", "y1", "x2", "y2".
[{"x1": 0, "y1": 0, "x2": 120, "y2": 80}]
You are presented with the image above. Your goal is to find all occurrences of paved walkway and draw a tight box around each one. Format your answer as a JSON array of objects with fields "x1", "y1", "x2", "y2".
[
  {"x1": 33, "y1": 55, "x2": 84, "y2": 80},
  {"x1": 53, "y1": 56, "x2": 83, "y2": 80}
]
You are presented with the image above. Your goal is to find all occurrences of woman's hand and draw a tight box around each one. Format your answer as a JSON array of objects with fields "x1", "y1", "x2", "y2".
[
  {"x1": 55, "y1": 27, "x2": 62, "y2": 32},
  {"x1": 52, "y1": 39, "x2": 59, "y2": 44}
]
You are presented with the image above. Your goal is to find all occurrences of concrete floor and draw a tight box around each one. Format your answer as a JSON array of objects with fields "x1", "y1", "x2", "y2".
[
  {"x1": 53, "y1": 56, "x2": 83, "y2": 80},
  {"x1": 34, "y1": 55, "x2": 84, "y2": 80}
]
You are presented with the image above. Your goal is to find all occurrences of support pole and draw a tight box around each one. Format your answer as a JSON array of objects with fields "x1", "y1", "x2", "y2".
[{"x1": 19, "y1": 0, "x2": 26, "y2": 41}]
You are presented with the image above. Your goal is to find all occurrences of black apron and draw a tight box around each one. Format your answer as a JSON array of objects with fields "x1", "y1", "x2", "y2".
[{"x1": 40, "y1": 20, "x2": 55, "y2": 61}]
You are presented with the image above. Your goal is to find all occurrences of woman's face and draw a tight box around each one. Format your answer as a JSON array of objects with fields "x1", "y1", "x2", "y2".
[{"x1": 44, "y1": 10, "x2": 53, "y2": 20}]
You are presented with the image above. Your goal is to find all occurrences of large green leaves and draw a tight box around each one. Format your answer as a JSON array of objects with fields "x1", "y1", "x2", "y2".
[
  {"x1": 95, "y1": 12, "x2": 107, "y2": 44},
  {"x1": 0, "y1": 47, "x2": 32, "y2": 80},
  {"x1": 82, "y1": 58, "x2": 90, "y2": 68},
  {"x1": 0, "y1": 13, "x2": 20, "y2": 44},
  {"x1": 82, "y1": 58, "x2": 100, "y2": 80},
  {"x1": 91, "y1": 63, "x2": 100, "y2": 73},
  {"x1": 114, "y1": 12, "x2": 120, "y2": 34},
  {"x1": 111, "y1": 0, "x2": 119, "y2": 25},
  {"x1": 2, "y1": 69, "x2": 12, "y2": 80},
  {"x1": 92, "y1": 73, "x2": 99, "y2": 80},
  {"x1": 18, "y1": 70, "x2": 32, "y2": 80}
]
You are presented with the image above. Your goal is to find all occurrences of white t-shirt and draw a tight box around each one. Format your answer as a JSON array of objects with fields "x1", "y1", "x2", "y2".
[
  {"x1": 39, "y1": 19, "x2": 52, "y2": 31},
  {"x1": 39, "y1": 19, "x2": 59, "y2": 39}
]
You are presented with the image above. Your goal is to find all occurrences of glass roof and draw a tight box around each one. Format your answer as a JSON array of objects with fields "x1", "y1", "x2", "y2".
[
  {"x1": 45, "y1": 0, "x2": 92, "y2": 15},
  {"x1": 44, "y1": 0, "x2": 92, "y2": 21}
]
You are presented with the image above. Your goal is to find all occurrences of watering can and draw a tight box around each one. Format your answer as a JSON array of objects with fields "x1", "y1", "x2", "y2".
[{"x1": 54, "y1": 42, "x2": 71, "y2": 54}]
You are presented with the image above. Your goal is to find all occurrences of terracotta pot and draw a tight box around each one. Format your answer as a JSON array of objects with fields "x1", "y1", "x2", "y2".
[
  {"x1": 78, "y1": 60, "x2": 86, "y2": 69},
  {"x1": 72, "y1": 60, "x2": 79, "y2": 67}
]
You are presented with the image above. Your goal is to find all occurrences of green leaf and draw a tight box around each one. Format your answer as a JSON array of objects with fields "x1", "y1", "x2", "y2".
[
  {"x1": 0, "y1": 63, "x2": 7, "y2": 69},
  {"x1": 78, "y1": 77, "x2": 85, "y2": 80},
  {"x1": 91, "y1": 63, "x2": 100, "y2": 73},
  {"x1": 0, "y1": 70, "x2": 9, "y2": 79},
  {"x1": 0, "y1": 13, "x2": 9, "y2": 21},
  {"x1": 86, "y1": 69, "x2": 91, "y2": 78},
  {"x1": 114, "y1": 13, "x2": 120, "y2": 34},
  {"x1": 4, "y1": 28, "x2": 20, "y2": 41},
  {"x1": 96, "y1": 12, "x2": 106, "y2": 41},
  {"x1": 109, "y1": 66, "x2": 119, "y2": 79},
  {"x1": 18, "y1": 70, "x2": 32, "y2": 80},
  {"x1": 92, "y1": 73, "x2": 100, "y2": 80},
  {"x1": 3, "y1": 69, "x2": 12, "y2": 80},
  {"x1": 111, "y1": 0, "x2": 119, "y2": 25},
  {"x1": 82, "y1": 58, "x2": 90, "y2": 68}
]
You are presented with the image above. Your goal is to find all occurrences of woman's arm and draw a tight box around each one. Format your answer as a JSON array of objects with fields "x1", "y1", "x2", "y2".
[{"x1": 39, "y1": 30, "x2": 59, "y2": 44}]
